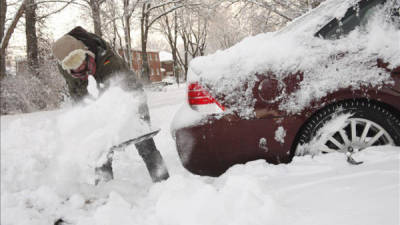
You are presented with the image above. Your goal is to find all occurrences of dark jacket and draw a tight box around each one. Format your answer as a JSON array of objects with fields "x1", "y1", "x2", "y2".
[
  {"x1": 59, "y1": 27, "x2": 143, "y2": 102},
  {"x1": 58, "y1": 27, "x2": 149, "y2": 121}
]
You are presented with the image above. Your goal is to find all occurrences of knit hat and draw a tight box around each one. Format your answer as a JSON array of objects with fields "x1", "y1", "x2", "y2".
[{"x1": 52, "y1": 34, "x2": 95, "y2": 71}]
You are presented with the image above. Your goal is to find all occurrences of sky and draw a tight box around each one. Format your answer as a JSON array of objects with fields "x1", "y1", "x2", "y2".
[
  {"x1": 46, "y1": 4, "x2": 85, "y2": 39},
  {"x1": 8, "y1": 3, "x2": 85, "y2": 57}
]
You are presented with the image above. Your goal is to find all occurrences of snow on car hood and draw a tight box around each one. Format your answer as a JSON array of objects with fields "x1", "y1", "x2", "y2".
[{"x1": 188, "y1": 0, "x2": 400, "y2": 115}]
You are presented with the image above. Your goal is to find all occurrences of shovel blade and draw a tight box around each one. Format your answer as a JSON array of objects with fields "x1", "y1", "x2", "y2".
[{"x1": 110, "y1": 129, "x2": 161, "y2": 151}]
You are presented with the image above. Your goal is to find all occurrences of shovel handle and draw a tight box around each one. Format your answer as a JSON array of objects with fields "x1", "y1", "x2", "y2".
[{"x1": 110, "y1": 129, "x2": 161, "y2": 151}]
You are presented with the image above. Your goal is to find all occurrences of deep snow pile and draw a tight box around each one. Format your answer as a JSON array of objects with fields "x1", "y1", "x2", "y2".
[
  {"x1": 1, "y1": 85, "x2": 399, "y2": 225},
  {"x1": 188, "y1": 0, "x2": 400, "y2": 116}
]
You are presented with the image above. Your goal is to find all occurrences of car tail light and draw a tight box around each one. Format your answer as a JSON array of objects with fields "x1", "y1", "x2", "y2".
[{"x1": 188, "y1": 82, "x2": 225, "y2": 114}]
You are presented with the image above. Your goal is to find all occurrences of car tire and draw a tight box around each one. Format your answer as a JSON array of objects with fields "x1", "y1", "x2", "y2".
[{"x1": 295, "y1": 99, "x2": 400, "y2": 155}]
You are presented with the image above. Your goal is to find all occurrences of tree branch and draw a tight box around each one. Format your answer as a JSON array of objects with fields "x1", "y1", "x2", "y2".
[
  {"x1": 1, "y1": 0, "x2": 27, "y2": 51},
  {"x1": 37, "y1": 1, "x2": 73, "y2": 20},
  {"x1": 147, "y1": 0, "x2": 183, "y2": 12},
  {"x1": 236, "y1": 0, "x2": 293, "y2": 21},
  {"x1": 148, "y1": 4, "x2": 183, "y2": 28}
]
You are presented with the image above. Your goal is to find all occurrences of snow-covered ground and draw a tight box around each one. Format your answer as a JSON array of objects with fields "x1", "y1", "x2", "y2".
[{"x1": 1, "y1": 84, "x2": 399, "y2": 225}]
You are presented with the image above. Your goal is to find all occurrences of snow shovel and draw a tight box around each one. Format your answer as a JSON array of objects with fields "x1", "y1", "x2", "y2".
[
  {"x1": 95, "y1": 129, "x2": 169, "y2": 184},
  {"x1": 110, "y1": 129, "x2": 161, "y2": 151}
]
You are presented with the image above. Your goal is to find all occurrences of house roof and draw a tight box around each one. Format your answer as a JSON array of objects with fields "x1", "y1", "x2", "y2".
[{"x1": 159, "y1": 51, "x2": 173, "y2": 62}]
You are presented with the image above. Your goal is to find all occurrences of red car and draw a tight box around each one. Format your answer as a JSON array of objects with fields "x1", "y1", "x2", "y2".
[{"x1": 172, "y1": 0, "x2": 400, "y2": 176}]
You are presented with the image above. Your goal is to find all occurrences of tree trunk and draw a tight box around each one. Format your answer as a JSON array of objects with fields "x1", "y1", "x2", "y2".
[
  {"x1": 140, "y1": 3, "x2": 151, "y2": 84},
  {"x1": 140, "y1": 31, "x2": 150, "y2": 84},
  {"x1": 1, "y1": 0, "x2": 27, "y2": 79},
  {"x1": 0, "y1": 0, "x2": 6, "y2": 41},
  {"x1": 123, "y1": 20, "x2": 132, "y2": 69},
  {"x1": 172, "y1": 48, "x2": 178, "y2": 84},
  {"x1": 108, "y1": 0, "x2": 117, "y2": 48},
  {"x1": 0, "y1": 48, "x2": 4, "y2": 79},
  {"x1": 25, "y1": 0, "x2": 39, "y2": 76},
  {"x1": 123, "y1": 1, "x2": 133, "y2": 70},
  {"x1": 0, "y1": 0, "x2": 7, "y2": 78},
  {"x1": 90, "y1": 0, "x2": 102, "y2": 37},
  {"x1": 184, "y1": 49, "x2": 188, "y2": 81},
  {"x1": 182, "y1": 34, "x2": 189, "y2": 81},
  {"x1": 172, "y1": 10, "x2": 180, "y2": 84},
  {"x1": 161, "y1": 8, "x2": 179, "y2": 84},
  {"x1": 140, "y1": 1, "x2": 184, "y2": 83}
]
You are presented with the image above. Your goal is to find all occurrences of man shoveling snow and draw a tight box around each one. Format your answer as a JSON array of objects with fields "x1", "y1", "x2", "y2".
[{"x1": 52, "y1": 26, "x2": 169, "y2": 184}]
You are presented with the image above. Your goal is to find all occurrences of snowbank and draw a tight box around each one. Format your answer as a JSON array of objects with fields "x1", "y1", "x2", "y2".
[{"x1": 1, "y1": 86, "x2": 399, "y2": 225}]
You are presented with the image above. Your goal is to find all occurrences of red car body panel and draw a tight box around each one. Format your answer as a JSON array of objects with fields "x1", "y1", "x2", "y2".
[
  {"x1": 175, "y1": 68, "x2": 400, "y2": 176},
  {"x1": 174, "y1": 0, "x2": 400, "y2": 176},
  {"x1": 175, "y1": 116, "x2": 303, "y2": 176}
]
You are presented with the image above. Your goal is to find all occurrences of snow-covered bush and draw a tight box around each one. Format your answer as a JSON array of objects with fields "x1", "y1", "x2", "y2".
[{"x1": 0, "y1": 59, "x2": 68, "y2": 115}]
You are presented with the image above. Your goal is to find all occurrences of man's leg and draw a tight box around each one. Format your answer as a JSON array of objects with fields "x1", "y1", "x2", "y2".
[
  {"x1": 135, "y1": 138, "x2": 169, "y2": 182},
  {"x1": 94, "y1": 150, "x2": 114, "y2": 185}
]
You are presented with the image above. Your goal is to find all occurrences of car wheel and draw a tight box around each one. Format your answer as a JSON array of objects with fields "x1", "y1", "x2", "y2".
[{"x1": 295, "y1": 99, "x2": 400, "y2": 155}]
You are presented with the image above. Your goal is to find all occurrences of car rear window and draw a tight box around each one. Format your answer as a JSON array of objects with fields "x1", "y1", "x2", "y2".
[
  {"x1": 316, "y1": 0, "x2": 386, "y2": 39},
  {"x1": 390, "y1": 6, "x2": 400, "y2": 28}
]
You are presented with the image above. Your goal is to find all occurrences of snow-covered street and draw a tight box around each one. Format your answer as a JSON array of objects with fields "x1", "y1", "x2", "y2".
[{"x1": 1, "y1": 85, "x2": 399, "y2": 225}]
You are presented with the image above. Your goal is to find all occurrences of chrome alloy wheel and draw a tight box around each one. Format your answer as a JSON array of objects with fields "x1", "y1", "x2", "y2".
[{"x1": 319, "y1": 118, "x2": 394, "y2": 153}]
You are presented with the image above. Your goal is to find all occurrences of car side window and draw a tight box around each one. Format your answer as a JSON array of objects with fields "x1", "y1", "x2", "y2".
[
  {"x1": 316, "y1": 0, "x2": 385, "y2": 39},
  {"x1": 390, "y1": 7, "x2": 400, "y2": 28}
]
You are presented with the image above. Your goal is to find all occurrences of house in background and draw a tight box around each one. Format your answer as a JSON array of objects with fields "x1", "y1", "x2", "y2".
[
  {"x1": 159, "y1": 51, "x2": 173, "y2": 77},
  {"x1": 119, "y1": 49, "x2": 163, "y2": 82},
  {"x1": 7, "y1": 45, "x2": 26, "y2": 73}
]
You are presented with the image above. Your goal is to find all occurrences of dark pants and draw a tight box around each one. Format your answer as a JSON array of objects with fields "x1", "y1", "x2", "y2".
[
  {"x1": 135, "y1": 138, "x2": 169, "y2": 182},
  {"x1": 95, "y1": 93, "x2": 169, "y2": 183},
  {"x1": 95, "y1": 138, "x2": 169, "y2": 184}
]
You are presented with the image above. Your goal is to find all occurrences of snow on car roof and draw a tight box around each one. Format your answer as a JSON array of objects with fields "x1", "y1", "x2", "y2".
[{"x1": 188, "y1": 0, "x2": 399, "y2": 115}]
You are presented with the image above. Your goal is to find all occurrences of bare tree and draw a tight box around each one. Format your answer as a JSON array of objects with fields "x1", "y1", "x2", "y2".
[
  {"x1": 122, "y1": 0, "x2": 140, "y2": 70},
  {"x1": 228, "y1": 0, "x2": 324, "y2": 23},
  {"x1": 174, "y1": 3, "x2": 212, "y2": 81},
  {"x1": 207, "y1": 2, "x2": 268, "y2": 52},
  {"x1": 0, "y1": 0, "x2": 7, "y2": 78},
  {"x1": 25, "y1": 0, "x2": 39, "y2": 75},
  {"x1": 80, "y1": 0, "x2": 106, "y2": 36},
  {"x1": 158, "y1": 5, "x2": 180, "y2": 83},
  {"x1": 101, "y1": 0, "x2": 138, "y2": 65},
  {"x1": 228, "y1": 0, "x2": 298, "y2": 21},
  {"x1": 177, "y1": 26, "x2": 189, "y2": 81},
  {"x1": 206, "y1": 0, "x2": 325, "y2": 53},
  {"x1": 139, "y1": 0, "x2": 184, "y2": 83},
  {"x1": 90, "y1": 0, "x2": 105, "y2": 36},
  {"x1": 1, "y1": 0, "x2": 28, "y2": 79},
  {"x1": 101, "y1": 0, "x2": 141, "y2": 70},
  {"x1": 107, "y1": 1, "x2": 119, "y2": 49},
  {"x1": 186, "y1": 9, "x2": 208, "y2": 57},
  {"x1": 0, "y1": 0, "x2": 6, "y2": 46},
  {"x1": 102, "y1": 0, "x2": 122, "y2": 50},
  {"x1": 25, "y1": 0, "x2": 76, "y2": 76}
]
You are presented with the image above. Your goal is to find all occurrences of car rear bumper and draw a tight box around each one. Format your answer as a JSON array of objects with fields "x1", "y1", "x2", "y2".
[{"x1": 174, "y1": 115, "x2": 303, "y2": 176}]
